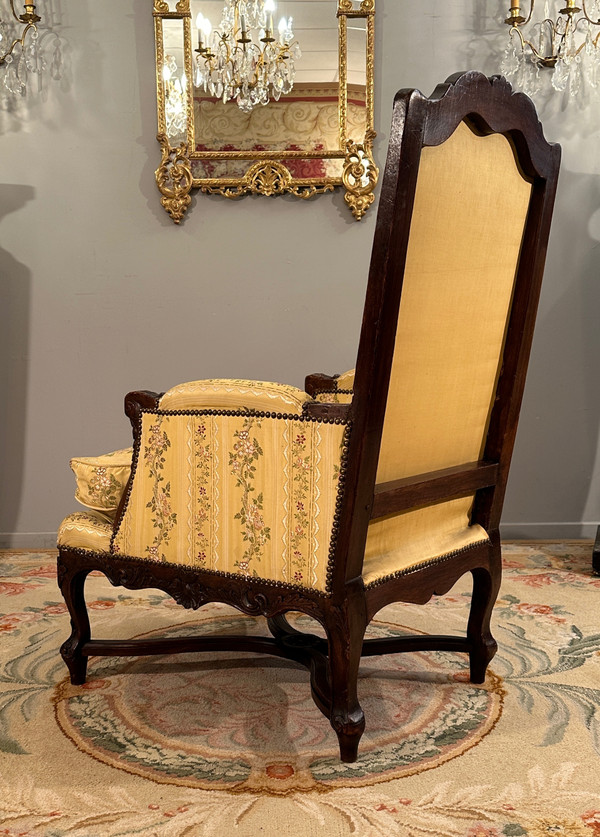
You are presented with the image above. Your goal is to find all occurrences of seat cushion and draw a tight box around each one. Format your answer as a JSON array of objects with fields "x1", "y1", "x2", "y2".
[
  {"x1": 70, "y1": 448, "x2": 133, "y2": 513},
  {"x1": 57, "y1": 510, "x2": 114, "y2": 552}
]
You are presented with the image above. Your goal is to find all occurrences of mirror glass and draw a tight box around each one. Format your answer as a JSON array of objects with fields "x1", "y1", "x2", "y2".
[{"x1": 161, "y1": 19, "x2": 189, "y2": 147}]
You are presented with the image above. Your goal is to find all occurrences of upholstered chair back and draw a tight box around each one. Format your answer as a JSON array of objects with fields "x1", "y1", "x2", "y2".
[{"x1": 362, "y1": 118, "x2": 536, "y2": 583}]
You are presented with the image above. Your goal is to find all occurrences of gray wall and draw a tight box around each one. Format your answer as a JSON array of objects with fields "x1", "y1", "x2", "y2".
[{"x1": 1, "y1": 0, "x2": 599, "y2": 546}]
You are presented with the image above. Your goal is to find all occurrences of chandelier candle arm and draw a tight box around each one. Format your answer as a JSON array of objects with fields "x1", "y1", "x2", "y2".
[
  {"x1": 502, "y1": 0, "x2": 600, "y2": 97},
  {"x1": 582, "y1": 0, "x2": 600, "y2": 22}
]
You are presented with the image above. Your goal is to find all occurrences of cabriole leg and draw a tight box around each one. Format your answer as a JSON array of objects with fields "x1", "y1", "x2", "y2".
[
  {"x1": 324, "y1": 600, "x2": 367, "y2": 763},
  {"x1": 57, "y1": 553, "x2": 91, "y2": 685},
  {"x1": 467, "y1": 559, "x2": 501, "y2": 684}
]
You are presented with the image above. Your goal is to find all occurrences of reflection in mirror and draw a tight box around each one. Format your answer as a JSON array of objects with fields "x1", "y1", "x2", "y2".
[
  {"x1": 347, "y1": 17, "x2": 367, "y2": 141},
  {"x1": 190, "y1": 1, "x2": 365, "y2": 176},
  {"x1": 193, "y1": 0, "x2": 301, "y2": 111},
  {"x1": 161, "y1": 19, "x2": 188, "y2": 145},
  {"x1": 154, "y1": 0, "x2": 377, "y2": 223}
]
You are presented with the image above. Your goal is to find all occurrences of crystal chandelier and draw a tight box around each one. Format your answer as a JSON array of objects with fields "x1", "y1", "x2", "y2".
[
  {"x1": 501, "y1": 0, "x2": 600, "y2": 99},
  {"x1": 194, "y1": 0, "x2": 301, "y2": 113},
  {"x1": 0, "y1": 1, "x2": 42, "y2": 95},
  {"x1": 163, "y1": 54, "x2": 188, "y2": 138}
]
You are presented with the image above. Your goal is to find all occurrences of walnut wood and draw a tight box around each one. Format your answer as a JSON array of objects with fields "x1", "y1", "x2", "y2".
[
  {"x1": 304, "y1": 372, "x2": 339, "y2": 397},
  {"x1": 593, "y1": 525, "x2": 600, "y2": 575},
  {"x1": 302, "y1": 401, "x2": 351, "y2": 421},
  {"x1": 57, "y1": 72, "x2": 560, "y2": 764},
  {"x1": 361, "y1": 635, "x2": 470, "y2": 656},
  {"x1": 371, "y1": 461, "x2": 499, "y2": 519},
  {"x1": 124, "y1": 390, "x2": 162, "y2": 422}
]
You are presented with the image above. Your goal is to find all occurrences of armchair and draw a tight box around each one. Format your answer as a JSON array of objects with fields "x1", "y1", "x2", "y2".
[{"x1": 57, "y1": 72, "x2": 560, "y2": 763}]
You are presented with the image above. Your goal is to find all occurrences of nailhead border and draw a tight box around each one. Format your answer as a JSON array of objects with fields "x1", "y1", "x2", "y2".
[
  {"x1": 363, "y1": 538, "x2": 492, "y2": 589},
  {"x1": 111, "y1": 407, "x2": 353, "y2": 597}
]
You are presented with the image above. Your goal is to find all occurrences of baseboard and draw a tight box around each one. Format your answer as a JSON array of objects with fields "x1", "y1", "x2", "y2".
[
  {"x1": 1, "y1": 525, "x2": 598, "y2": 551},
  {"x1": 500, "y1": 522, "x2": 599, "y2": 540},
  {"x1": 0, "y1": 532, "x2": 58, "y2": 550}
]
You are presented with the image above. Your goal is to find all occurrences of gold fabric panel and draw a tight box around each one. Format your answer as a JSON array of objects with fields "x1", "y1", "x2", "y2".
[
  {"x1": 70, "y1": 448, "x2": 133, "y2": 513},
  {"x1": 364, "y1": 121, "x2": 532, "y2": 582},
  {"x1": 113, "y1": 412, "x2": 346, "y2": 592},
  {"x1": 160, "y1": 379, "x2": 311, "y2": 414},
  {"x1": 363, "y1": 502, "x2": 490, "y2": 586}
]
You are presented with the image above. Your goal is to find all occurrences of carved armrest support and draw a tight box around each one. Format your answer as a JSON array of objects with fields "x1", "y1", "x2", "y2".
[
  {"x1": 124, "y1": 391, "x2": 163, "y2": 423},
  {"x1": 304, "y1": 373, "x2": 340, "y2": 398}
]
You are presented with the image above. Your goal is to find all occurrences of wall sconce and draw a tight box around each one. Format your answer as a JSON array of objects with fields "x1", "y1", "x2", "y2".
[
  {"x1": 501, "y1": 0, "x2": 600, "y2": 99},
  {"x1": 0, "y1": 1, "x2": 42, "y2": 94}
]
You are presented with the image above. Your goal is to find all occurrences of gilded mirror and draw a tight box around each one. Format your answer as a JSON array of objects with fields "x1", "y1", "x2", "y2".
[{"x1": 153, "y1": 0, "x2": 377, "y2": 223}]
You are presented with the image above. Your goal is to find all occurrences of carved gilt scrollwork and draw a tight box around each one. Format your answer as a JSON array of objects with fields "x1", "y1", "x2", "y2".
[
  {"x1": 342, "y1": 130, "x2": 379, "y2": 221},
  {"x1": 155, "y1": 134, "x2": 193, "y2": 224},
  {"x1": 200, "y1": 161, "x2": 335, "y2": 200},
  {"x1": 338, "y1": 0, "x2": 375, "y2": 16},
  {"x1": 154, "y1": 0, "x2": 190, "y2": 13}
]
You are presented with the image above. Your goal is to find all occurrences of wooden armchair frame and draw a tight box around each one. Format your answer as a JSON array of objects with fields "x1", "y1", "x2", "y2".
[{"x1": 57, "y1": 72, "x2": 560, "y2": 763}]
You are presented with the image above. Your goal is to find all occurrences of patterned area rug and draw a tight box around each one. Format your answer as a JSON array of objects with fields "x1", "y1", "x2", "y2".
[{"x1": 2, "y1": 543, "x2": 600, "y2": 836}]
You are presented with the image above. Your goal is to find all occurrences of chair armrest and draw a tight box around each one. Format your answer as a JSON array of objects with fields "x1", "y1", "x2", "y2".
[
  {"x1": 159, "y1": 379, "x2": 311, "y2": 414},
  {"x1": 305, "y1": 369, "x2": 355, "y2": 402},
  {"x1": 125, "y1": 391, "x2": 162, "y2": 422},
  {"x1": 304, "y1": 373, "x2": 339, "y2": 397}
]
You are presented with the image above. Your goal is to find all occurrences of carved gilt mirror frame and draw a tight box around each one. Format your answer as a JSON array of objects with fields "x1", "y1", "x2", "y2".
[{"x1": 153, "y1": 0, "x2": 377, "y2": 224}]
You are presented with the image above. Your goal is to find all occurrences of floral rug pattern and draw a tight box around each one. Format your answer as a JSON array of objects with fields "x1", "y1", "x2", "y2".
[{"x1": 1, "y1": 543, "x2": 600, "y2": 835}]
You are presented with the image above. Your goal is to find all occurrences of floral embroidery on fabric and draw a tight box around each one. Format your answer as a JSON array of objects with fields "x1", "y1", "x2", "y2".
[
  {"x1": 289, "y1": 426, "x2": 312, "y2": 583},
  {"x1": 194, "y1": 422, "x2": 212, "y2": 567},
  {"x1": 61, "y1": 511, "x2": 114, "y2": 535},
  {"x1": 88, "y1": 467, "x2": 123, "y2": 509},
  {"x1": 229, "y1": 417, "x2": 270, "y2": 575},
  {"x1": 144, "y1": 421, "x2": 177, "y2": 561}
]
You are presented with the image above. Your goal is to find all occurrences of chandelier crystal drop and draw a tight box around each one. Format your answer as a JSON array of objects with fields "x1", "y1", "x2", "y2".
[
  {"x1": 500, "y1": 0, "x2": 600, "y2": 101},
  {"x1": 194, "y1": 0, "x2": 301, "y2": 112},
  {"x1": 0, "y1": 1, "x2": 43, "y2": 95}
]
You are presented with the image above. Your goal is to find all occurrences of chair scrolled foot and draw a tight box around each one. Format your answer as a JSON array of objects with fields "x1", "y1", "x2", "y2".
[
  {"x1": 332, "y1": 709, "x2": 365, "y2": 763},
  {"x1": 60, "y1": 635, "x2": 89, "y2": 685},
  {"x1": 469, "y1": 636, "x2": 497, "y2": 684}
]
